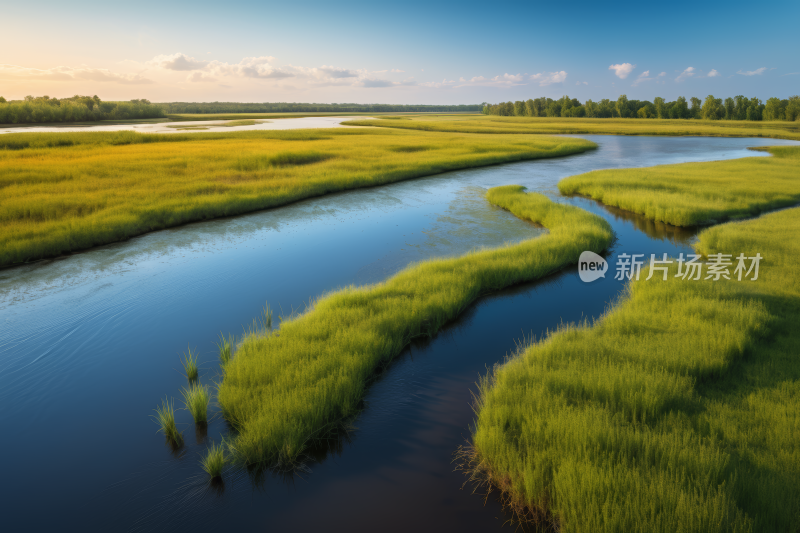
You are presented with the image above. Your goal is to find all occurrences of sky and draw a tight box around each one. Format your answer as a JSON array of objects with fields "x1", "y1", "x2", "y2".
[{"x1": 1, "y1": 0, "x2": 798, "y2": 104}]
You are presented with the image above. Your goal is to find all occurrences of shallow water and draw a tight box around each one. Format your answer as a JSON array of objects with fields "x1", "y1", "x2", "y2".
[
  {"x1": 0, "y1": 115, "x2": 372, "y2": 135},
  {"x1": 1, "y1": 135, "x2": 797, "y2": 532}
]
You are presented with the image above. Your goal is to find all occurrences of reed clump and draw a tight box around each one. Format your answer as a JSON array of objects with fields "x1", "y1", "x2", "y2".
[
  {"x1": 153, "y1": 397, "x2": 183, "y2": 447},
  {"x1": 217, "y1": 186, "x2": 613, "y2": 467},
  {"x1": 217, "y1": 333, "x2": 234, "y2": 366},
  {"x1": 201, "y1": 442, "x2": 226, "y2": 479},
  {"x1": 181, "y1": 383, "x2": 210, "y2": 425},
  {"x1": 180, "y1": 346, "x2": 198, "y2": 382}
]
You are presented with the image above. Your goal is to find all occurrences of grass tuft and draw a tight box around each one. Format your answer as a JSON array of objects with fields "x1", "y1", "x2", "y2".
[
  {"x1": 181, "y1": 383, "x2": 210, "y2": 425},
  {"x1": 201, "y1": 442, "x2": 226, "y2": 479},
  {"x1": 217, "y1": 333, "x2": 234, "y2": 366},
  {"x1": 153, "y1": 397, "x2": 183, "y2": 447},
  {"x1": 181, "y1": 345, "x2": 199, "y2": 382}
]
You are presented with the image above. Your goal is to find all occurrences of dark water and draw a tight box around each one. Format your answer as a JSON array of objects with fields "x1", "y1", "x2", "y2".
[{"x1": 1, "y1": 136, "x2": 797, "y2": 532}]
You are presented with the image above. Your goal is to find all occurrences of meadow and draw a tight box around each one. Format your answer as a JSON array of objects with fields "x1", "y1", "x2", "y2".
[
  {"x1": 558, "y1": 146, "x2": 800, "y2": 226},
  {"x1": 467, "y1": 147, "x2": 800, "y2": 532},
  {"x1": 342, "y1": 115, "x2": 800, "y2": 141},
  {"x1": 0, "y1": 129, "x2": 594, "y2": 267},
  {"x1": 216, "y1": 186, "x2": 613, "y2": 466}
]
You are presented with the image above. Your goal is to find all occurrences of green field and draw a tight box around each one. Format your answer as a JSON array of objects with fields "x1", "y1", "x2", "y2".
[
  {"x1": 217, "y1": 187, "x2": 613, "y2": 466},
  {"x1": 0, "y1": 129, "x2": 594, "y2": 267},
  {"x1": 558, "y1": 146, "x2": 800, "y2": 226},
  {"x1": 468, "y1": 147, "x2": 800, "y2": 532},
  {"x1": 342, "y1": 115, "x2": 800, "y2": 141}
]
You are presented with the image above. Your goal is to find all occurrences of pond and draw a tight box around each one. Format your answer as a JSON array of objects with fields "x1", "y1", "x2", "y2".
[{"x1": 1, "y1": 135, "x2": 797, "y2": 532}]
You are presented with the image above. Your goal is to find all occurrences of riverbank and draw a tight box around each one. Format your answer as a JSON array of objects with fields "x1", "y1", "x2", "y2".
[
  {"x1": 468, "y1": 146, "x2": 800, "y2": 532},
  {"x1": 342, "y1": 115, "x2": 800, "y2": 141}
]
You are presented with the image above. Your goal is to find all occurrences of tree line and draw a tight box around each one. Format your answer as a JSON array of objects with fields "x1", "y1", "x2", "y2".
[
  {"x1": 0, "y1": 95, "x2": 165, "y2": 124},
  {"x1": 158, "y1": 102, "x2": 483, "y2": 114},
  {"x1": 482, "y1": 95, "x2": 800, "y2": 121}
]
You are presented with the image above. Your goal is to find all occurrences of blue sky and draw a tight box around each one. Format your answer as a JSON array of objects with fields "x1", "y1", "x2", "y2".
[{"x1": 1, "y1": 0, "x2": 798, "y2": 103}]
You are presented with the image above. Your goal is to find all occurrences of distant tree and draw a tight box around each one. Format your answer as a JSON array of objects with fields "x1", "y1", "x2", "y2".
[
  {"x1": 585, "y1": 99, "x2": 598, "y2": 118},
  {"x1": 0, "y1": 96, "x2": 6, "y2": 104},
  {"x1": 787, "y1": 96, "x2": 800, "y2": 121},
  {"x1": 690, "y1": 97, "x2": 702, "y2": 118},
  {"x1": 653, "y1": 97, "x2": 666, "y2": 119},
  {"x1": 723, "y1": 97, "x2": 735, "y2": 120},
  {"x1": 702, "y1": 95, "x2": 724, "y2": 120},
  {"x1": 524, "y1": 99, "x2": 536, "y2": 117},
  {"x1": 546, "y1": 101, "x2": 562, "y2": 117},
  {"x1": 733, "y1": 95, "x2": 747, "y2": 120},
  {"x1": 615, "y1": 94, "x2": 630, "y2": 118},
  {"x1": 514, "y1": 100, "x2": 526, "y2": 116},
  {"x1": 763, "y1": 97, "x2": 787, "y2": 121}
]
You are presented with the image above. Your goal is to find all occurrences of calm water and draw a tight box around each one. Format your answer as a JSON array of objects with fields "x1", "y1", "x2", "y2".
[{"x1": 1, "y1": 136, "x2": 797, "y2": 532}]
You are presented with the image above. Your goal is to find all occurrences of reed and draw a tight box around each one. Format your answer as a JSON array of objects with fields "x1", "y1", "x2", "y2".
[
  {"x1": 200, "y1": 442, "x2": 227, "y2": 479},
  {"x1": 152, "y1": 397, "x2": 183, "y2": 447},
  {"x1": 181, "y1": 383, "x2": 210, "y2": 424},
  {"x1": 180, "y1": 345, "x2": 198, "y2": 382}
]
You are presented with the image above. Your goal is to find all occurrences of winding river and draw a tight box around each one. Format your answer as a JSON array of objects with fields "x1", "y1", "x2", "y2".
[{"x1": 1, "y1": 135, "x2": 797, "y2": 532}]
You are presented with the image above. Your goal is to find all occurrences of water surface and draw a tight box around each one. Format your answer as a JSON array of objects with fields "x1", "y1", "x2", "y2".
[{"x1": 1, "y1": 135, "x2": 797, "y2": 532}]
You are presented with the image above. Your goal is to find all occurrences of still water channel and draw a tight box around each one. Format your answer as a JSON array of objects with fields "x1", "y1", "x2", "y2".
[{"x1": 1, "y1": 135, "x2": 797, "y2": 532}]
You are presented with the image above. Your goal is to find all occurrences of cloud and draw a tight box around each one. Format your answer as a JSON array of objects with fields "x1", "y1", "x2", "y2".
[
  {"x1": 147, "y1": 53, "x2": 209, "y2": 71},
  {"x1": 632, "y1": 70, "x2": 653, "y2": 86},
  {"x1": 737, "y1": 67, "x2": 767, "y2": 76},
  {"x1": 782, "y1": 72, "x2": 799, "y2": 76},
  {"x1": 575, "y1": 81, "x2": 588, "y2": 85},
  {"x1": 707, "y1": 69, "x2": 720, "y2": 77},
  {"x1": 316, "y1": 66, "x2": 357, "y2": 78},
  {"x1": 658, "y1": 72, "x2": 666, "y2": 77},
  {"x1": 609, "y1": 63, "x2": 635, "y2": 79},
  {"x1": 0, "y1": 64, "x2": 153, "y2": 84},
  {"x1": 391, "y1": 69, "x2": 405, "y2": 73},
  {"x1": 361, "y1": 78, "x2": 417, "y2": 88},
  {"x1": 530, "y1": 71, "x2": 567, "y2": 86},
  {"x1": 675, "y1": 67, "x2": 695, "y2": 82},
  {"x1": 187, "y1": 71, "x2": 217, "y2": 83}
]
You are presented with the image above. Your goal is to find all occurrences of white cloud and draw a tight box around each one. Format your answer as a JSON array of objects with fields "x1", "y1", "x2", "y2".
[
  {"x1": 0, "y1": 63, "x2": 153, "y2": 84},
  {"x1": 576, "y1": 81, "x2": 588, "y2": 85},
  {"x1": 530, "y1": 71, "x2": 567, "y2": 86},
  {"x1": 737, "y1": 67, "x2": 767, "y2": 76},
  {"x1": 147, "y1": 53, "x2": 210, "y2": 71},
  {"x1": 707, "y1": 69, "x2": 720, "y2": 77},
  {"x1": 781, "y1": 72, "x2": 799, "y2": 76},
  {"x1": 675, "y1": 67, "x2": 695, "y2": 82},
  {"x1": 391, "y1": 69, "x2": 405, "y2": 73},
  {"x1": 632, "y1": 70, "x2": 653, "y2": 86},
  {"x1": 187, "y1": 71, "x2": 217, "y2": 83},
  {"x1": 608, "y1": 63, "x2": 635, "y2": 79},
  {"x1": 658, "y1": 72, "x2": 666, "y2": 77}
]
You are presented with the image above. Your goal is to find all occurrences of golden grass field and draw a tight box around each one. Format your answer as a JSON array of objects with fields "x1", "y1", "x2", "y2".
[
  {"x1": 0, "y1": 128, "x2": 594, "y2": 267},
  {"x1": 343, "y1": 115, "x2": 800, "y2": 141}
]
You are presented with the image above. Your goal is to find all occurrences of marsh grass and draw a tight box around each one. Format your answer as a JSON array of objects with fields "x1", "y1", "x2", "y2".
[
  {"x1": 153, "y1": 397, "x2": 183, "y2": 447},
  {"x1": 558, "y1": 146, "x2": 800, "y2": 226},
  {"x1": 217, "y1": 333, "x2": 234, "y2": 366},
  {"x1": 201, "y1": 442, "x2": 226, "y2": 479},
  {"x1": 343, "y1": 115, "x2": 800, "y2": 141},
  {"x1": 0, "y1": 128, "x2": 595, "y2": 267},
  {"x1": 181, "y1": 346, "x2": 199, "y2": 382},
  {"x1": 217, "y1": 187, "x2": 613, "y2": 467},
  {"x1": 468, "y1": 151, "x2": 800, "y2": 532},
  {"x1": 181, "y1": 383, "x2": 210, "y2": 425}
]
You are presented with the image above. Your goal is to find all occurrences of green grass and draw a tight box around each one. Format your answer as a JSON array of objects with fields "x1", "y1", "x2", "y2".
[
  {"x1": 201, "y1": 442, "x2": 226, "y2": 479},
  {"x1": 216, "y1": 186, "x2": 613, "y2": 466},
  {"x1": 181, "y1": 346, "x2": 199, "y2": 382},
  {"x1": 153, "y1": 397, "x2": 183, "y2": 447},
  {"x1": 343, "y1": 115, "x2": 800, "y2": 141},
  {"x1": 0, "y1": 128, "x2": 595, "y2": 267},
  {"x1": 217, "y1": 333, "x2": 234, "y2": 366},
  {"x1": 181, "y1": 383, "x2": 210, "y2": 424},
  {"x1": 468, "y1": 153, "x2": 800, "y2": 532},
  {"x1": 557, "y1": 146, "x2": 800, "y2": 226}
]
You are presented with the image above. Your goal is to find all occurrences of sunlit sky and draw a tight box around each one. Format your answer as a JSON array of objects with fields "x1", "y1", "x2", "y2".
[{"x1": 2, "y1": 0, "x2": 798, "y2": 104}]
